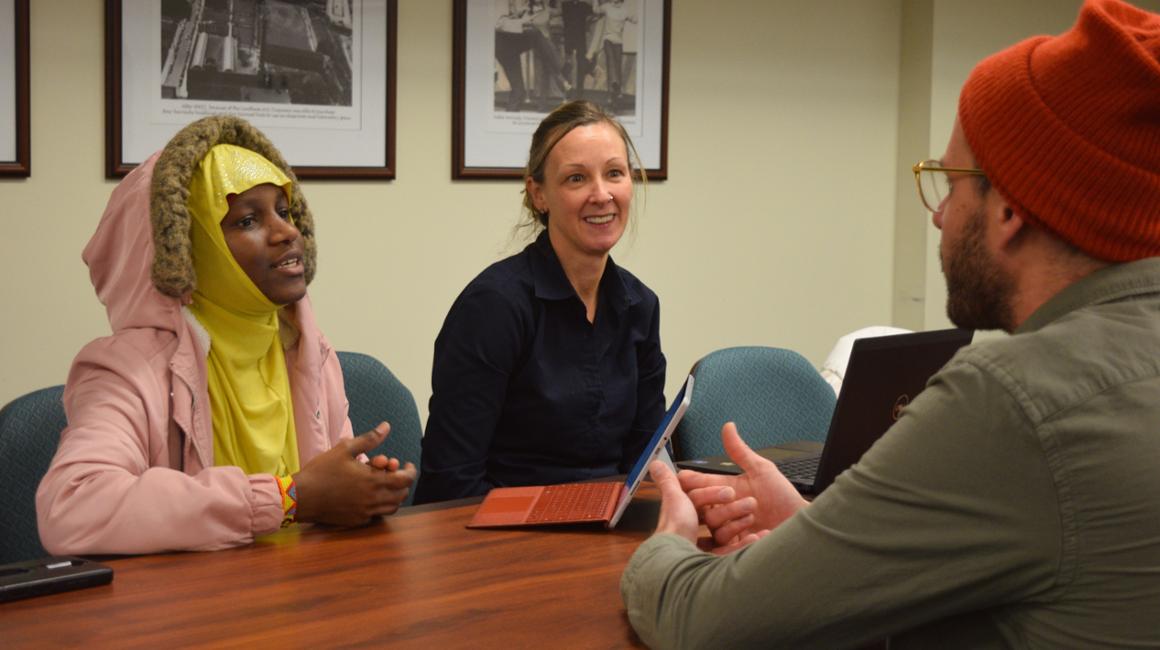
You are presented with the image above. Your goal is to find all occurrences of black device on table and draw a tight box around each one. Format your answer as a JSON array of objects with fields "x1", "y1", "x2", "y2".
[{"x1": 0, "y1": 556, "x2": 113, "y2": 603}]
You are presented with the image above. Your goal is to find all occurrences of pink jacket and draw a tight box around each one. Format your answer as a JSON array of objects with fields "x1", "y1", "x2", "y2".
[{"x1": 36, "y1": 154, "x2": 353, "y2": 555}]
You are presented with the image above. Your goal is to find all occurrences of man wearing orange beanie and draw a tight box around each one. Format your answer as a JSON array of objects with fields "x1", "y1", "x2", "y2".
[{"x1": 621, "y1": 0, "x2": 1160, "y2": 646}]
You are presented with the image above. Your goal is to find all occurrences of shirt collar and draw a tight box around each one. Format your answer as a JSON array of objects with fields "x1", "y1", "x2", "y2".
[
  {"x1": 528, "y1": 230, "x2": 640, "y2": 311},
  {"x1": 1017, "y1": 257, "x2": 1160, "y2": 334}
]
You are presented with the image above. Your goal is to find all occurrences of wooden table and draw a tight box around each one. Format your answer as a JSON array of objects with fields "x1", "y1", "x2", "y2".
[{"x1": 0, "y1": 487, "x2": 662, "y2": 648}]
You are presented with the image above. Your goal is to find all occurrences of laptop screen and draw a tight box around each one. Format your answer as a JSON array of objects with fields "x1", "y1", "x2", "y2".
[
  {"x1": 622, "y1": 375, "x2": 693, "y2": 491},
  {"x1": 812, "y1": 327, "x2": 974, "y2": 492},
  {"x1": 609, "y1": 374, "x2": 693, "y2": 527}
]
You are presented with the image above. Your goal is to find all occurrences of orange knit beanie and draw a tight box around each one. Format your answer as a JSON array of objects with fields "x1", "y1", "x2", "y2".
[{"x1": 958, "y1": 0, "x2": 1160, "y2": 262}]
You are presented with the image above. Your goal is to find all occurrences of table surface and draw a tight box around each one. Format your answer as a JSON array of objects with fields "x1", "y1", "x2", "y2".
[{"x1": 0, "y1": 486, "x2": 663, "y2": 649}]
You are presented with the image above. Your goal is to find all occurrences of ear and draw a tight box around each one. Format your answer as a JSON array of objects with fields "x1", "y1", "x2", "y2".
[
  {"x1": 987, "y1": 194, "x2": 1026, "y2": 252},
  {"x1": 525, "y1": 176, "x2": 546, "y2": 214}
]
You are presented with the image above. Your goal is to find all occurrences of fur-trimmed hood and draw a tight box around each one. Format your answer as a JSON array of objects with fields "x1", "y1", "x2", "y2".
[
  {"x1": 84, "y1": 115, "x2": 317, "y2": 333},
  {"x1": 150, "y1": 115, "x2": 316, "y2": 296}
]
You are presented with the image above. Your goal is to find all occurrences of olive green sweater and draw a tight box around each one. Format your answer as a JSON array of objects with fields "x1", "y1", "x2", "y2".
[{"x1": 622, "y1": 258, "x2": 1160, "y2": 649}]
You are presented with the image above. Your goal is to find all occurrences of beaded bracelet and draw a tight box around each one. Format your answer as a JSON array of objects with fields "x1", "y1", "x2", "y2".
[{"x1": 275, "y1": 475, "x2": 298, "y2": 528}]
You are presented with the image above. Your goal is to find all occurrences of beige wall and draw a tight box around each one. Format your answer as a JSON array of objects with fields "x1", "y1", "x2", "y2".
[{"x1": 3, "y1": 0, "x2": 1150, "y2": 424}]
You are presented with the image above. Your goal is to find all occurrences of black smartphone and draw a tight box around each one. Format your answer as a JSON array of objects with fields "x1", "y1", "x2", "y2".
[{"x1": 0, "y1": 556, "x2": 114, "y2": 604}]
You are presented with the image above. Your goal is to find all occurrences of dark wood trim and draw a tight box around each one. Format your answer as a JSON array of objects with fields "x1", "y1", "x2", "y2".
[
  {"x1": 651, "y1": 0, "x2": 670, "y2": 181},
  {"x1": 104, "y1": 0, "x2": 124, "y2": 178},
  {"x1": 0, "y1": 0, "x2": 30, "y2": 177},
  {"x1": 451, "y1": 0, "x2": 472, "y2": 178}
]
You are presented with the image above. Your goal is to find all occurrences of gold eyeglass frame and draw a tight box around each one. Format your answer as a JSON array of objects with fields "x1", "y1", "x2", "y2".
[{"x1": 912, "y1": 160, "x2": 986, "y2": 213}]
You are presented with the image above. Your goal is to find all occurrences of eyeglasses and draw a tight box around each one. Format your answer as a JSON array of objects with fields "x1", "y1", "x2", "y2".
[{"x1": 912, "y1": 159, "x2": 986, "y2": 213}]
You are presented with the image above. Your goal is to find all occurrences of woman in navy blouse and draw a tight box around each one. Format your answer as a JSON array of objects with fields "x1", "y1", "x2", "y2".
[{"x1": 413, "y1": 101, "x2": 666, "y2": 504}]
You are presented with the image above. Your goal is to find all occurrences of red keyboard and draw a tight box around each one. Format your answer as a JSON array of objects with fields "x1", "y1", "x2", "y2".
[{"x1": 525, "y1": 482, "x2": 619, "y2": 523}]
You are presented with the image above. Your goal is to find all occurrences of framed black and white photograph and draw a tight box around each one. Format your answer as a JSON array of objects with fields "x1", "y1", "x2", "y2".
[
  {"x1": 107, "y1": 0, "x2": 396, "y2": 179},
  {"x1": 0, "y1": 0, "x2": 30, "y2": 177},
  {"x1": 453, "y1": 0, "x2": 669, "y2": 180}
]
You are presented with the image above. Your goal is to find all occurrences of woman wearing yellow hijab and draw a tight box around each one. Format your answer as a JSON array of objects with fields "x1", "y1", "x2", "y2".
[
  {"x1": 189, "y1": 144, "x2": 303, "y2": 481},
  {"x1": 37, "y1": 117, "x2": 416, "y2": 555}
]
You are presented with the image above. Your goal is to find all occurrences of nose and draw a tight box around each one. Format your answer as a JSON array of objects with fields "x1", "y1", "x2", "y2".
[
  {"x1": 589, "y1": 181, "x2": 614, "y2": 205},
  {"x1": 932, "y1": 205, "x2": 944, "y2": 230},
  {"x1": 270, "y1": 210, "x2": 301, "y2": 244}
]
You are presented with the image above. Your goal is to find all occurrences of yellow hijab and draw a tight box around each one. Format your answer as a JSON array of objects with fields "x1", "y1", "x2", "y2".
[{"x1": 187, "y1": 144, "x2": 301, "y2": 476}]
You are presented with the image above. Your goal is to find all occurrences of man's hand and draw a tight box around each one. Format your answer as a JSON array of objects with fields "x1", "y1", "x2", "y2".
[
  {"x1": 678, "y1": 422, "x2": 808, "y2": 546},
  {"x1": 651, "y1": 459, "x2": 701, "y2": 543},
  {"x1": 650, "y1": 459, "x2": 765, "y2": 556},
  {"x1": 293, "y1": 422, "x2": 417, "y2": 526}
]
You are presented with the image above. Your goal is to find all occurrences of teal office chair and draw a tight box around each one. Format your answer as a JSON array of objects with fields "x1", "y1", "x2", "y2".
[
  {"x1": 337, "y1": 351, "x2": 423, "y2": 506},
  {"x1": 0, "y1": 385, "x2": 66, "y2": 563},
  {"x1": 671, "y1": 347, "x2": 837, "y2": 462}
]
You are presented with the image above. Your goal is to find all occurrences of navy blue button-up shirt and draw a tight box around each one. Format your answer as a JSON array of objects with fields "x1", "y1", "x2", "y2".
[{"x1": 413, "y1": 231, "x2": 666, "y2": 504}]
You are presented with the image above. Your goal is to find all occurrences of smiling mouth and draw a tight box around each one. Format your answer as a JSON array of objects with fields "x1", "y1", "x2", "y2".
[
  {"x1": 585, "y1": 214, "x2": 616, "y2": 225},
  {"x1": 273, "y1": 256, "x2": 302, "y2": 270}
]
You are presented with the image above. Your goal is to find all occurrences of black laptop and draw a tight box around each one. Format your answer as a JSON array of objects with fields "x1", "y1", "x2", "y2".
[{"x1": 676, "y1": 328, "x2": 974, "y2": 495}]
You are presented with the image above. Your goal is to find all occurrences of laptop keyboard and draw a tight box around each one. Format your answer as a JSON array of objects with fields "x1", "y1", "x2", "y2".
[
  {"x1": 775, "y1": 454, "x2": 821, "y2": 485},
  {"x1": 526, "y1": 482, "x2": 618, "y2": 523}
]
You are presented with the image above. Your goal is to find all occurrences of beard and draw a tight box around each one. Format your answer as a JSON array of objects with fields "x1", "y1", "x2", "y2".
[{"x1": 941, "y1": 208, "x2": 1016, "y2": 332}]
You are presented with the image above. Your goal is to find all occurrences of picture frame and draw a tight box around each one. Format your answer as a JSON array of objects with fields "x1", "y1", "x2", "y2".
[
  {"x1": 0, "y1": 0, "x2": 30, "y2": 177},
  {"x1": 453, "y1": 0, "x2": 669, "y2": 180},
  {"x1": 106, "y1": 0, "x2": 396, "y2": 180}
]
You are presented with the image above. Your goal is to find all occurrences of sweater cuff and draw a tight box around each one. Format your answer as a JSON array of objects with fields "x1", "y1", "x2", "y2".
[
  {"x1": 621, "y1": 534, "x2": 700, "y2": 605},
  {"x1": 620, "y1": 533, "x2": 706, "y2": 647},
  {"x1": 248, "y1": 474, "x2": 284, "y2": 535}
]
